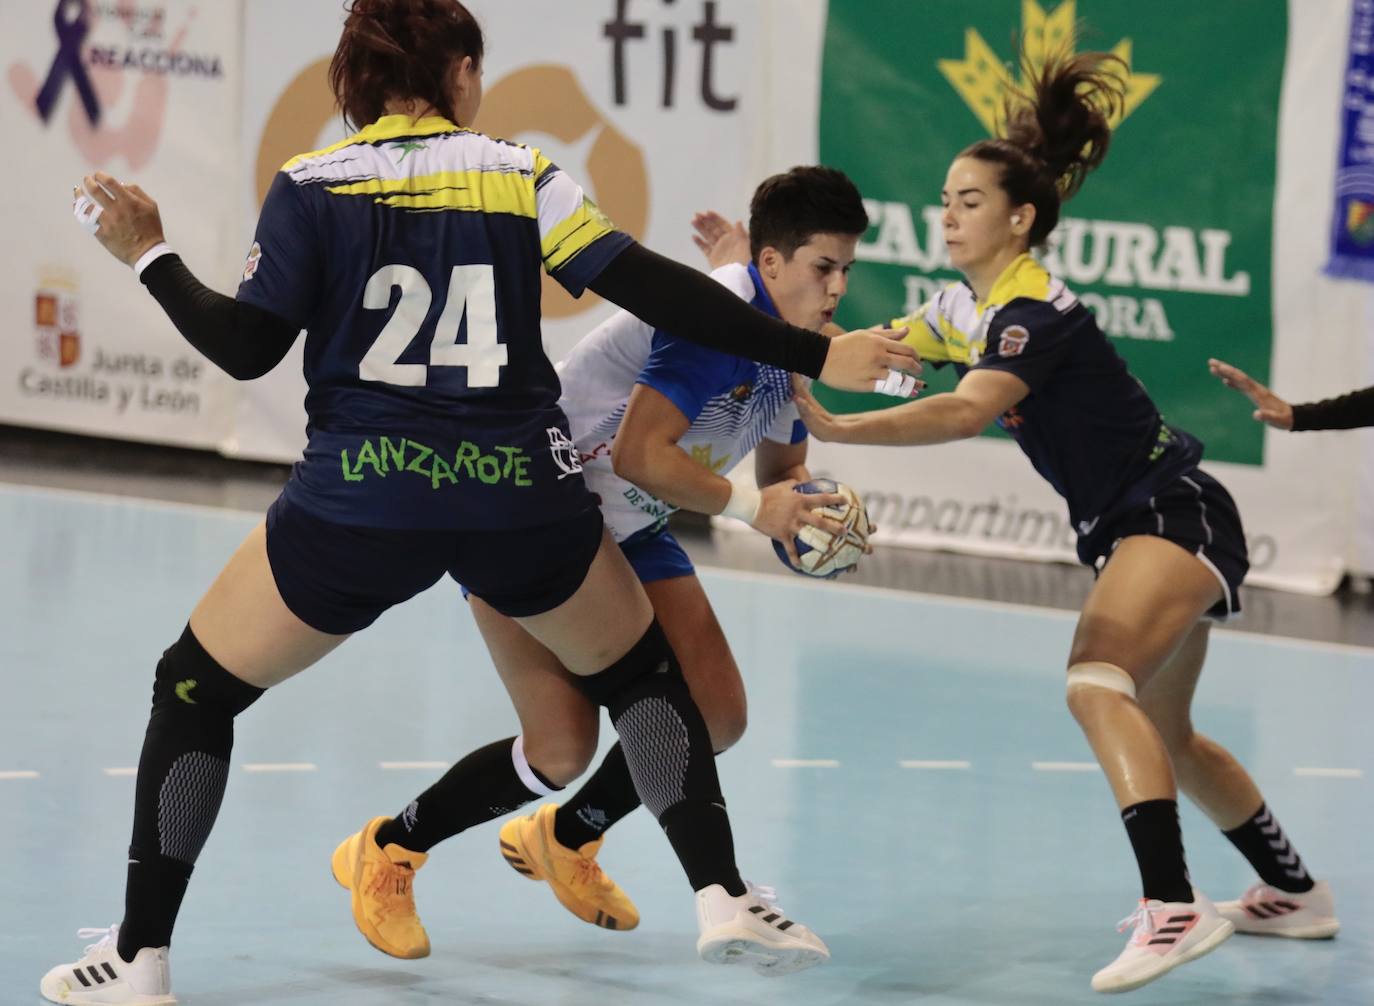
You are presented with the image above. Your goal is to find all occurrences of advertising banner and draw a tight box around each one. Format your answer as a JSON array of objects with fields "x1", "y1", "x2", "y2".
[
  {"x1": 733, "y1": 0, "x2": 1353, "y2": 593},
  {"x1": 1326, "y1": 0, "x2": 1374, "y2": 281},
  {"x1": 0, "y1": 0, "x2": 242, "y2": 448},
  {"x1": 227, "y1": 0, "x2": 822, "y2": 461}
]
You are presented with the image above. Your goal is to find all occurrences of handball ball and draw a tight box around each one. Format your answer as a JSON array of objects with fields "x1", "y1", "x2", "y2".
[{"x1": 772, "y1": 479, "x2": 871, "y2": 578}]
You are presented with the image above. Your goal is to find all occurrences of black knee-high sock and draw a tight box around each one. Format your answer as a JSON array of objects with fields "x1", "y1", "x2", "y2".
[
  {"x1": 553, "y1": 743, "x2": 642, "y2": 850},
  {"x1": 571, "y1": 620, "x2": 744, "y2": 896},
  {"x1": 374, "y1": 737, "x2": 560, "y2": 853},
  {"x1": 1223, "y1": 803, "x2": 1316, "y2": 894},
  {"x1": 120, "y1": 626, "x2": 264, "y2": 962},
  {"x1": 1121, "y1": 799, "x2": 1194, "y2": 904}
]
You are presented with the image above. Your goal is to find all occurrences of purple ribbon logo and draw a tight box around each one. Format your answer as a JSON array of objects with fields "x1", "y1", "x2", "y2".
[{"x1": 35, "y1": 0, "x2": 100, "y2": 126}]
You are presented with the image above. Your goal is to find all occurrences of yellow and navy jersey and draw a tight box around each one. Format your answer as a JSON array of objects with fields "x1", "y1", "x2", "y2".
[
  {"x1": 235, "y1": 114, "x2": 631, "y2": 529},
  {"x1": 893, "y1": 254, "x2": 1202, "y2": 533}
]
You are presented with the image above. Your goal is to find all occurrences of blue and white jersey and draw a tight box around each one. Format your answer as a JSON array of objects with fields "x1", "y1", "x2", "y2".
[{"x1": 558, "y1": 263, "x2": 807, "y2": 541}]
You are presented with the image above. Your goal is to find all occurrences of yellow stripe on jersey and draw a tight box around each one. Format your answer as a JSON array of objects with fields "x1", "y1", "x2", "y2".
[
  {"x1": 281, "y1": 115, "x2": 467, "y2": 172},
  {"x1": 890, "y1": 254, "x2": 1063, "y2": 366},
  {"x1": 894, "y1": 310, "x2": 954, "y2": 364},
  {"x1": 541, "y1": 196, "x2": 618, "y2": 272},
  {"x1": 984, "y1": 254, "x2": 1053, "y2": 307},
  {"x1": 533, "y1": 150, "x2": 557, "y2": 183},
  {"x1": 324, "y1": 169, "x2": 538, "y2": 217}
]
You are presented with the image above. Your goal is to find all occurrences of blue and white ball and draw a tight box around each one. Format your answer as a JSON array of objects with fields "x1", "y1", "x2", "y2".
[{"x1": 772, "y1": 479, "x2": 871, "y2": 578}]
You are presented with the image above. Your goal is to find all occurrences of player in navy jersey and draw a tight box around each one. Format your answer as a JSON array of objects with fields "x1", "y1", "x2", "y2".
[
  {"x1": 788, "y1": 48, "x2": 1338, "y2": 994},
  {"x1": 42, "y1": 2, "x2": 917, "y2": 1001},
  {"x1": 339, "y1": 167, "x2": 870, "y2": 950}
]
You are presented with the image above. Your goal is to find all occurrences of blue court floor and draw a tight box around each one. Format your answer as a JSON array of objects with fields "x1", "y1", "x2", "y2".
[{"x1": 2, "y1": 483, "x2": 1371, "y2": 1005}]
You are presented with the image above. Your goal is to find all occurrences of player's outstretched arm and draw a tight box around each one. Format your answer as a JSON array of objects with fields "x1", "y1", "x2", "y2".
[
  {"x1": 588, "y1": 242, "x2": 919, "y2": 391},
  {"x1": 792, "y1": 368, "x2": 1026, "y2": 446},
  {"x1": 72, "y1": 171, "x2": 298, "y2": 380},
  {"x1": 1208, "y1": 358, "x2": 1294, "y2": 430}
]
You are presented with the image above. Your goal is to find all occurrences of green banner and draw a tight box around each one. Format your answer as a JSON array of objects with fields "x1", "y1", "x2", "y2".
[{"x1": 819, "y1": 0, "x2": 1285, "y2": 464}]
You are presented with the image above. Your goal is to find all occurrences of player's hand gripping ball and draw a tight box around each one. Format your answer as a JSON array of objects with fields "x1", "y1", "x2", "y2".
[{"x1": 772, "y1": 479, "x2": 871, "y2": 578}]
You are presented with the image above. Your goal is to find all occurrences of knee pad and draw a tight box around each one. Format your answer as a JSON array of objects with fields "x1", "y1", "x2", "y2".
[
  {"x1": 151, "y1": 625, "x2": 265, "y2": 718},
  {"x1": 570, "y1": 619, "x2": 683, "y2": 713},
  {"x1": 1066, "y1": 661, "x2": 1137, "y2": 700},
  {"x1": 571, "y1": 620, "x2": 719, "y2": 820},
  {"x1": 132, "y1": 626, "x2": 264, "y2": 868}
]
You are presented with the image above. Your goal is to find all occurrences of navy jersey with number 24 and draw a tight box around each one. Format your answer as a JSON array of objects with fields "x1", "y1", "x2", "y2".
[{"x1": 237, "y1": 114, "x2": 631, "y2": 529}]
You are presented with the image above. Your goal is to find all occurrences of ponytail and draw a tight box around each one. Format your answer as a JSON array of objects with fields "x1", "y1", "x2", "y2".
[{"x1": 960, "y1": 47, "x2": 1127, "y2": 247}]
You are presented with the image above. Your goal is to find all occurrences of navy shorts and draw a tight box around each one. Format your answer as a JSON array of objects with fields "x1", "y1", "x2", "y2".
[
  {"x1": 619, "y1": 524, "x2": 696, "y2": 584},
  {"x1": 457, "y1": 521, "x2": 695, "y2": 605},
  {"x1": 265, "y1": 493, "x2": 605, "y2": 634},
  {"x1": 1078, "y1": 468, "x2": 1248, "y2": 620}
]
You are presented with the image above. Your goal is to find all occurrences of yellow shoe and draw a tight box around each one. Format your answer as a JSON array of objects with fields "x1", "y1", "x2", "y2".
[
  {"x1": 499, "y1": 804, "x2": 639, "y2": 931},
  {"x1": 332, "y1": 816, "x2": 431, "y2": 959}
]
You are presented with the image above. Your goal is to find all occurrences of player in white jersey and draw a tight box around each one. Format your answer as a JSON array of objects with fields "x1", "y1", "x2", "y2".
[{"x1": 344, "y1": 167, "x2": 870, "y2": 966}]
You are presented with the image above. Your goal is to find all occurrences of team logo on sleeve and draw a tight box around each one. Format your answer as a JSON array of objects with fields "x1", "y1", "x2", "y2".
[
  {"x1": 241, "y1": 242, "x2": 262, "y2": 283},
  {"x1": 998, "y1": 325, "x2": 1030, "y2": 357}
]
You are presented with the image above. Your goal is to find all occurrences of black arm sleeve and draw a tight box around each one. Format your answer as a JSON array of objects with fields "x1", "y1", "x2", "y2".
[
  {"x1": 586, "y1": 240, "x2": 831, "y2": 378},
  {"x1": 140, "y1": 254, "x2": 300, "y2": 381},
  {"x1": 1290, "y1": 386, "x2": 1374, "y2": 432}
]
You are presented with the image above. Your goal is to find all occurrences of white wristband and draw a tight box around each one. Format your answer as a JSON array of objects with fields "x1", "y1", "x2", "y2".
[
  {"x1": 133, "y1": 242, "x2": 173, "y2": 279},
  {"x1": 720, "y1": 484, "x2": 762, "y2": 525}
]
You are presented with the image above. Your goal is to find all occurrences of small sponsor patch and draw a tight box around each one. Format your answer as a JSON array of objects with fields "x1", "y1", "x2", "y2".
[
  {"x1": 242, "y1": 241, "x2": 262, "y2": 282},
  {"x1": 998, "y1": 325, "x2": 1029, "y2": 357}
]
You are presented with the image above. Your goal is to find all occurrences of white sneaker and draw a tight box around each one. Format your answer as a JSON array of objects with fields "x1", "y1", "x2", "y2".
[
  {"x1": 40, "y1": 926, "x2": 175, "y2": 1005},
  {"x1": 1216, "y1": 879, "x2": 1339, "y2": 939},
  {"x1": 1090, "y1": 891, "x2": 1233, "y2": 994},
  {"x1": 695, "y1": 881, "x2": 829, "y2": 976}
]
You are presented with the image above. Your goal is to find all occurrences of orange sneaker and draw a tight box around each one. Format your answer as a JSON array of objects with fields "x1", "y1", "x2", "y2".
[
  {"x1": 499, "y1": 804, "x2": 639, "y2": 931},
  {"x1": 332, "y1": 816, "x2": 430, "y2": 959}
]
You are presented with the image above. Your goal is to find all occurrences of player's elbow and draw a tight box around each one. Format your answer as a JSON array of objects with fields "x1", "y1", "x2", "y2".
[
  {"x1": 611, "y1": 436, "x2": 650, "y2": 483},
  {"x1": 953, "y1": 403, "x2": 993, "y2": 439}
]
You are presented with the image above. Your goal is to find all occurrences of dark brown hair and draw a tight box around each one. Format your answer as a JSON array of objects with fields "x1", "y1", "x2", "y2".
[
  {"x1": 749, "y1": 166, "x2": 869, "y2": 262},
  {"x1": 960, "y1": 47, "x2": 1126, "y2": 247},
  {"x1": 330, "y1": 0, "x2": 484, "y2": 131}
]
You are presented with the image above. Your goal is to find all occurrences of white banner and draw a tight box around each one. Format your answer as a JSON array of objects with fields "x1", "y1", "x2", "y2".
[
  {"x1": 0, "y1": 0, "x2": 242, "y2": 448},
  {"x1": 1, "y1": 0, "x2": 1367, "y2": 590},
  {"x1": 226, "y1": 0, "x2": 825, "y2": 462}
]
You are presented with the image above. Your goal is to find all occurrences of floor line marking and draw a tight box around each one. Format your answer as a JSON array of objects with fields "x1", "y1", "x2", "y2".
[
  {"x1": 771, "y1": 759, "x2": 840, "y2": 769},
  {"x1": 103, "y1": 767, "x2": 138, "y2": 777},
  {"x1": 1293, "y1": 767, "x2": 1364, "y2": 779},
  {"x1": 1032, "y1": 761, "x2": 1099, "y2": 773},
  {"x1": 380, "y1": 761, "x2": 451, "y2": 770},
  {"x1": 0, "y1": 770, "x2": 39, "y2": 780},
  {"x1": 243, "y1": 763, "x2": 317, "y2": 773},
  {"x1": 899, "y1": 760, "x2": 972, "y2": 770}
]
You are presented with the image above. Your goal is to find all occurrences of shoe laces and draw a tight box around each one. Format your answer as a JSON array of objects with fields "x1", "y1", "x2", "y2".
[
  {"x1": 1116, "y1": 900, "x2": 1162, "y2": 941},
  {"x1": 76, "y1": 925, "x2": 120, "y2": 958},
  {"x1": 572, "y1": 853, "x2": 612, "y2": 892},
  {"x1": 365, "y1": 860, "x2": 418, "y2": 923},
  {"x1": 745, "y1": 881, "x2": 780, "y2": 910}
]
